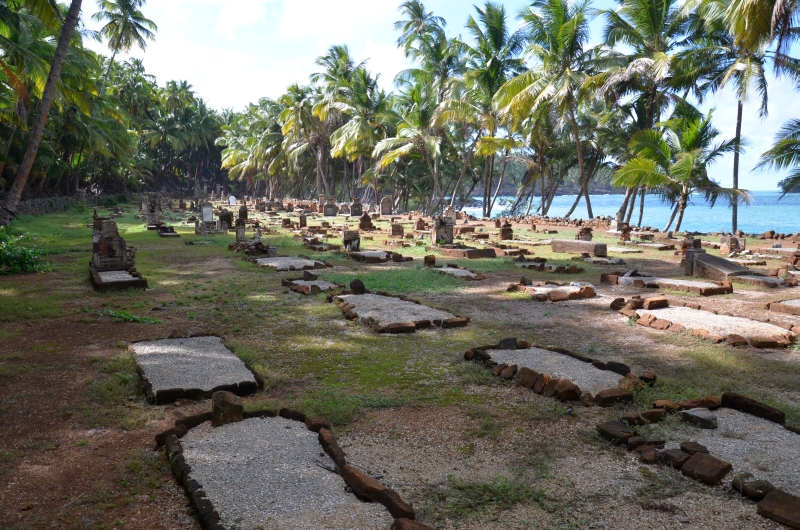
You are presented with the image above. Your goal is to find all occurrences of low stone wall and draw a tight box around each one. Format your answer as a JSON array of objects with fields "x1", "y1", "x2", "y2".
[{"x1": 15, "y1": 197, "x2": 78, "y2": 216}]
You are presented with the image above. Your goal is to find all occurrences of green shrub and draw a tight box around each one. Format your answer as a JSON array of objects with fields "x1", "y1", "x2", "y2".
[{"x1": 0, "y1": 228, "x2": 51, "y2": 275}]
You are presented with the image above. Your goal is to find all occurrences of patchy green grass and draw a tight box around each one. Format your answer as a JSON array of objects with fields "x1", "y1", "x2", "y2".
[
  {"x1": 321, "y1": 266, "x2": 464, "y2": 295},
  {"x1": 82, "y1": 353, "x2": 155, "y2": 430}
]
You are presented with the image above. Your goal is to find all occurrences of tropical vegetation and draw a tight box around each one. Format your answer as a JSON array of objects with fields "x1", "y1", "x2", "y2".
[{"x1": 1, "y1": 0, "x2": 798, "y2": 228}]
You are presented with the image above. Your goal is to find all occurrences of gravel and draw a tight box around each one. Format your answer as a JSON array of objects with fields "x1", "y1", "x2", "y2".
[
  {"x1": 131, "y1": 337, "x2": 256, "y2": 393},
  {"x1": 288, "y1": 280, "x2": 338, "y2": 291},
  {"x1": 181, "y1": 417, "x2": 391, "y2": 529},
  {"x1": 641, "y1": 307, "x2": 792, "y2": 339},
  {"x1": 659, "y1": 408, "x2": 800, "y2": 495},
  {"x1": 436, "y1": 268, "x2": 481, "y2": 279},
  {"x1": 255, "y1": 257, "x2": 326, "y2": 271},
  {"x1": 337, "y1": 294, "x2": 456, "y2": 326},
  {"x1": 97, "y1": 271, "x2": 136, "y2": 282},
  {"x1": 487, "y1": 347, "x2": 620, "y2": 394},
  {"x1": 779, "y1": 299, "x2": 800, "y2": 307}
]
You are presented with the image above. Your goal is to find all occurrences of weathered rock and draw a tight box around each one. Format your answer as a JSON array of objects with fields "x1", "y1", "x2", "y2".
[
  {"x1": 499, "y1": 364, "x2": 518, "y2": 380},
  {"x1": 383, "y1": 322, "x2": 417, "y2": 334},
  {"x1": 726, "y1": 334, "x2": 749, "y2": 347},
  {"x1": 605, "y1": 361, "x2": 631, "y2": 376},
  {"x1": 663, "y1": 449, "x2": 691, "y2": 469},
  {"x1": 304, "y1": 416, "x2": 331, "y2": 432},
  {"x1": 643, "y1": 296, "x2": 669, "y2": 310},
  {"x1": 653, "y1": 400, "x2": 679, "y2": 413},
  {"x1": 732, "y1": 472, "x2": 754, "y2": 492},
  {"x1": 554, "y1": 379, "x2": 582, "y2": 401},
  {"x1": 551, "y1": 239, "x2": 608, "y2": 257},
  {"x1": 749, "y1": 335, "x2": 782, "y2": 348},
  {"x1": 498, "y1": 337, "x2": 518, "y2": 350},
  {"x1": 597, "y1": 421, "x2": 635, "y2": 444},
  {"x1": 626, "y1": 436, "x2": 649, "y2": 450},
  {"x1": 491, "y1": 363, "x2": 508, "y2": 376},
  {"x1": 677, "y1": 396, "x2": 721, "y2": 410},
  {"x1": 680, "y1": 442, "x2": 709, "y2": 455},
  {"x1": 303, "y1": 270, "x2": 318, "y2": 281},
  {"x1": 579, "y1": 393, "x2": 595, "y2": 407},
  {"x1": 378, "y1": 488, "x2": 415, "y2": 519},
  {"x1": 743, "y1": 479, "x2": 775, "y2": 500},
  {"x1": 532, "y1": 374, "x2": 550, "y2": 394},
  {"x1": 548, "y1": 290, "x2": 570, "y2": 302},
  {"x1": 211, "y1": 391, "x2": 243, "y2": 427},
  {"x1": 758, "y1": 489, "x2": 800, "y2": 529},
  {"x1": 423, "y1": 255, "x2": 436, "y2": 267},
  {"x1": 680, "y1": 453, "x2": 732, "y2": 485},
  {"x1": 680, "y1": 408, "x2": 718, "y2": 429},
  {"x1": 619, "y1": 373, "x2": 642, "y2": 390},
  {"x1": 650, "y1": 319, "x2": 672, "y2": 330},
  {"x1": 594, "y1": 388, "x2": 634, "y2": 407},
  {"x1": 350, "y1": 279, "x2": 366, "y2": 295},
  {"x1": 391, "y1": 519, "x2": 436, "y2": 530},
  {"x1": 279, "y1": 408, "x2": 306, "y2": 422},
  {"x1": 341, "y1": 465, "x2": 385, "y2": 501},
  {"x1": 542, "y1": 377, "x2": 560, "y2": 398},
  {"x1": 640, "y1": 370, "x2": 658, "y2": 385},
  {"x1": 721, "y1": 391, "x2": 785, "y2": 424},
  {"x1": 513, "y1": 367, "x2": 539, "y2": 389},
  {"x1": 621, "y1": 408, "x2": 666, "y2": 426},
  {"x1": 640, "y1": 446, "x2": 658, "y2": 464},
  {"x1": 318, "y1": 428, "x2": 346, "y2": 468},
  {"x1": 610, "y1": 298, "x2": 627, "y2": 310}
]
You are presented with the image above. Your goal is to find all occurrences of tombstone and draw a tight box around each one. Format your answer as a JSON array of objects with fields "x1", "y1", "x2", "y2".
[
  {"x1": 319, "y1": 194, "x2": 326, "y2": 209},
  {"x1": 575, "y1": 227, "x2": 593, "y2": 241},
  {"x1": 391, "y1": 223, "x2": 404, "y2": 238},
  {"x1": 339, "y1": 203, "x2": 350, "y2": 216},
  {"x1": 610, "y1": 211, "x2": 624, "y2": 232},
  {"x1": 179, "y1": 198, "x2": 187, "y2": 210},
  {"x1": 238, "y1": 204, "x2": 248, "y2": 222},
  {"x1": 299, "y1": 214, "x2": 307, "y2": 228},
  {"x1": 720, "y1": 236, "x2": 746, "y2": 255},
  {"x1": 141, "y1": 196, "x2": 149, "y2": 214},
  {"x1": 229, "y1": 195, "x2": 237, "y2": 206},
  {"x1": 343, "y1": 230, "x2": 361, "y2": 252},
  {"x1": 350, "y1": 197, "x2": 363, "y2": 217},
  {"x1": 236, "y1": 226, "x2": 246, "y2": 243},
  {"x1": 443, "y1": 206, "x2": 457, "y2": 224},
  {"x1": 500, "y1": 222, "x2": 513, "y2": 241},
  {"x1": 415, "y1": 218, "x2": 426, "y2": 231},
  {"x1": 359, "y1": 213, "x2": 374, "y2": 231},
  {"x1": 380, "y1": 196, "x2": 392, "y2": 216},
  {"x1": 432, "y1": 216, "x2": 454, "y2": 245},
  {"x1": 286, "y1": 203, "x2": 294, "y2": 213},
  {"x1": 89, "y1": 217, "x2": 147, "y2": 291},
  {"x1": 146, "y1": 210, "x2": 160, "y2": 230},
  {"x1": 323, "y1": 196, "x2": 338, "y2": 217},
  {"x1": 219, "y1": 209, "x2": 233, "y2": 232}
]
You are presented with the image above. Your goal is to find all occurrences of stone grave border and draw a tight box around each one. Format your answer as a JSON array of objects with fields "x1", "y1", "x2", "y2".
[
  {"x1": 156, "y1": 225, "x2": 180, "y2": 238},
  {"x1": 612, "y1": 296, "x2": 798, "y2": 348},
  {"x1": 463, "y1": 338, "x2": 656, "y2": 406},
  {"x1": 596, "y1": 391, "x2": 799, "y2": 529},
  {"x1": 348, "y1": 250, "x2": 414, "y2": 264},
  {"x1": 507, "y1": 281, "x2": 597, "y2": 302},
  {"x1": 250, "y1": 256, "x2": 332, "y2": 272},
  {"x1": 601, "y1": 272, "x2": 734, "y2": 296},
  {"x1": 432, "y1": 264, "x2": 485, "y2": 281},
  {"x1": 517, "y1": 260, "x2": 585, "y2": 274},
  {"x1": 155, "y1": 407, "x2": 432, "y2": 530},
  {"x1": 130, "y1": 335, "x2": 265, "y2": 405},
  {"x1": 766, "y1": 299, "x2": 800, "y2": 317},
  {"x1": 428, "y1": 245, "x2": 497, "y2": 259},
  {"x1": 281, "y1": 277, "x2": 344, "y2": 295},
  {"x1": 89, "y1": 268, "x2": 148, "y2": 292},
  {"x1": 328, "y1": 291, "x2": 470, "y2": 333}
]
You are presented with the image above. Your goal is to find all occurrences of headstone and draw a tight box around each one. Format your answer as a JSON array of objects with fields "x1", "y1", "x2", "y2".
[
  {"x1": 141, "y1": 196, "x2": 148, "y2": 214},
  {"x1": 720, "y1": 236, "x2": 746, "y2": 255},
  {"x1": 432, "y1": 216, "x2": 454, "y2": 245},
  {"x1": 299, "y1": 214, "x2": 307, "y2": 228},
  {"x1": 359, "y1": 213, "x2": 374, "y2": 231},
  {"x1": 92, "y1": 218, "x2": 129, "y2": 270},
  {"x1": 236, "y1": 226, "x2": 246, "y2": 242},
  {"x1": 339, "y1": 203, "x2": 350, "y2": 215},
  {"x1": 499, "y1": 222, "x2": 513, "y2": 241},
  {"x1": 323, "y1": 196, "x2": 338, "y2": 217},
  {"x1": 443, "y1": 206, "x2": 457, "y2": 224},
  {"x1": 229, "y1": 195, "x2": 237, "y2": 206},
  {"x1": 415, "y1": 218, "x2": 426, "y2": 231},
  {"x1": 319, "y1": 194, "x2": 326, "y2": 208},
  {"x1": 350, "y1": 197, "x2": 363, "y2": 217},
  {"x1": 219, "y1": 210, "x2": 233, "y2": 232},
  {"x1": 391, "y1": 223, "x2": 404, "y2": 237},
  {"x1": 238, "y1": 204, "x2": 248, "y2": 222},
  {"x1": 286, "y1": 202, "x2": 294, "y2": 213},
  {"x1": 146, "y1": 211, "x2": 160, "y2": 229},
  {"x1": 343, "y1": 230, "x2": 360, "y2": 252},
  {"x1": 380, "y1": 196, "x2": 392, "y2": 216}
]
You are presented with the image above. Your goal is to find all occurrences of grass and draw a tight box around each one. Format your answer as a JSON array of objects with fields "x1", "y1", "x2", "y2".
[
  {"x1": 322, "y1": 265, "x2": 464, "y2": 295},
  {"x1": 82, "y1": 353, "x2": 154, "y2": 430}
]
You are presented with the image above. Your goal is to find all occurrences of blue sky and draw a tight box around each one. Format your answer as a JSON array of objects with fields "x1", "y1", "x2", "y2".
[{"x1": 81, "y1": 0, "x2": 800, "y2": 191}]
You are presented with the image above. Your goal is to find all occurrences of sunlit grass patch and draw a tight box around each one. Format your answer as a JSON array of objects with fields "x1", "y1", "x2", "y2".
[{"x1": 322, "y1": 266, "x2": 463, "y2": 294}]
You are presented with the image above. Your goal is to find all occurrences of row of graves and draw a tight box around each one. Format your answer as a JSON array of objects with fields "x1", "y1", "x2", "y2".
[{"x1": 85, "y1": 202, "x2": 800, "y2": 529}]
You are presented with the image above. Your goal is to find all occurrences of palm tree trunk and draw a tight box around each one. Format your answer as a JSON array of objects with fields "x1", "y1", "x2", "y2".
[
  {"x1": 617, "y1": 187, "x2": 633, "y2": 217},
  {"x1": 637, "y1": 188, "x2": 645, "y2": 227},
  {"x1": 564, "y1": 188, "x2": 584, "y2": 218},
  {"x1": 99, "y1": 50, "x2": 118, "y2": 94},
  {"x1": 663, "y1": 203, "x2": 678, "y2": 232},
  {"x1": 0, "y1": 0, "x2": 83, "y2": 226},
  {"x1": 567, "y1": 103, "x2": 587, "y2": 201},
  {"x1": 732, "y1": 99, "x2": 743, "y2": 233},
  {"x1": 450, "y1": 135, "x2": 479, "y2": 208},
  {"x1": 625, "y1": 186, "x2": 638, "y2": 223},
  {"x1": 488, "y1": 151, "x2": 509, "y2": 217},
  {"x1": 674, "y1": 197, "x2": 688, "y2": 233}
]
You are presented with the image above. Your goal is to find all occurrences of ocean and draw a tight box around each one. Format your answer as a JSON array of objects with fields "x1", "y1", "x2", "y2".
[{"x1": 462, "y1": 191, "x2": 800, "y2": 234}]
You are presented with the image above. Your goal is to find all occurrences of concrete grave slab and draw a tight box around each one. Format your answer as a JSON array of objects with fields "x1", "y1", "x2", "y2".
[
  {"x1": 434, "y1": 267, "x2": 485, "y2": 280},
  {"x1": 488, "y1": 347, "x2": 620, "y2": 395},
  {"x1": 608, "y1": 247, "x2": 643, "y2": 254},
  {"x1": 551, "y1": 239, "x2": 607, "y2": 257},
  {"x1": 334, "y1": 293, "x2": 466, "y2": 332},
  {"x1": 768, "y1": 299, "x2": 800, "y2": 316},
  {"x1": 255, "y1": 257, "x2": 329, "y2": 271},
  {"x1": 638, "y1": 307, "x2": 793, "y2": 342},
  {"x1": 520, "y1": 283, "x2": 597, "y2": 302},
  {"x1": 658, "y1": 408, "x2": 800, "y2": 496},
  {"x1": 616, "y1": 276, "x2": 733, "y2": 296},
  {"x1": 181, "y1": 417, "x2": 392, "y2": 529},
  {"x1": 131, "y1": 337, "x2": 259, "y2": 404}
]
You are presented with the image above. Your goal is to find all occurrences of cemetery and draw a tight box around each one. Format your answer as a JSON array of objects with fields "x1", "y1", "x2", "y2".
[{"x1": 1, "y1": 201, "x2": 798, "y2": 530}]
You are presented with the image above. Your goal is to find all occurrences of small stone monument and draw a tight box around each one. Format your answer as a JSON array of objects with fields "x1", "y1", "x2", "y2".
[
  {"x1": 343, "y1": 230, "x2": 361, "y2": 252},
  {"x1": 432, "y1": 216, "x2": 454, "y2": 245},
  {"x1": 238, "y1": 204, "x2": 248, "y2": 222},
  {"x1": 391, "y1": 223, "x2": 404, "y2": 237},
  {"x1": 236, "y1": 225, "x2": 246, "y2": 243},
  {"x1": 351, "y1": 197, "x2": 363, "y2": 217},
  {"x1": 443, "y1": 206, "x2": 457, "y2": 224},
  {"x1": 89, "y1": 217, "x2": 147, "y2": 291},
  {"x1": 499, "y1": 221, "x2": 513, "y2": 241},
  {"x1": 359, "y1": 213, "x2": 374, "y2": 231},
  {"x1": 195, "y1": 202, "x2": 215, "y2": 235},
  {"x1": 299, "y1": 214, "x2": 307, "y2": 228},
  {"x1": 380, "y1": 196, "x2": 392, "y2": 216},
  {"x1": 415, "y1": 218, "x2": 426, "y2": 231},
  {"x1": 229, "y1": 195, "x2": 237, "y2": 206},
  {"x1": 323, "y1": 196, "x2": 338, "y2": 217},
  {"x1": 339, "y1": 203, "x2": 350, "y2": 215},
  {"x1": 219, "y1": 209, "x2": 233, "y2": 233},
  {"x1": 576, "y1": 227, "x2": 593, "y2": 241},
  {"x1": 720, "y1": 236, "x2": 745, "y2": 255}
]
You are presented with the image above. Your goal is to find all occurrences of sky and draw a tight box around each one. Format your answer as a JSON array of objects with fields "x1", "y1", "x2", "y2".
[{"x1": 80, "y1": 0, "x2": 800, "y2": 191}]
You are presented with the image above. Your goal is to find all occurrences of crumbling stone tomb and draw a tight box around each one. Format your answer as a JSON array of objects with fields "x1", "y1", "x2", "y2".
[{"x1": 89, "y1": 217, "x2": 147, "y2": 291}]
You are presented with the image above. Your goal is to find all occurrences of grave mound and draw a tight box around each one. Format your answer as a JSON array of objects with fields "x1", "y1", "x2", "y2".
[
  {"x1": 604, "y1": 274, "x2": 733, "y2": 296},
  {"x1": 768, "y1": 299, "x2": 800, "y2": 317},
  {"x1": 509, "y1": 281, "x2": 597, "y2": 302},
  {"x1": 348, "y1": 250, "x2": 412, "y2": 263},
  {"x1": 282, "y1": 278, "x2": 341, "y2": 294},
  {"x1": 334, "y1": 293, "x2": 468, "y2": 333},
  {"x1": 254, "y1": 256, "x2": 330, "y2": 271},
  {"x1": 131, "y1": 336, "x2": 260, "y2": 404}
]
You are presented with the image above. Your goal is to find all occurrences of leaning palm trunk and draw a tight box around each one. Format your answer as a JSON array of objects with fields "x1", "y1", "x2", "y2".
[
  {"x1": 450, "y1": 136, "x2": 479, "y2": 208},
  {"x1": 488, "y1": 151, "x2": 510, "y2": 217},
  {"x1": 674, "y1": 195, "x2": 689, "y2": 233},
  {"x1": 625, "y1": 186, "x2": 638, "y2": 224},
  {"x1": 732, "y1": 100, "x2": 743, "y2": 233},
  {"x1": 0, "y1": 0, "x2": 83, "y2": 227},
  {"x1": 564, "y1": 188, "x2": 584, "y2": 218}
]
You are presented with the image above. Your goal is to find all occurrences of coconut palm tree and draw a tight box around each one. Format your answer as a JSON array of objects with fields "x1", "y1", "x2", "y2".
[
  {"x1": 92, "y1": 0, "x2": 156, "y2": 91},
  {"x1": 613, "y1": 108, "x2": 749, "y2": 232},
  {"x1": 756, "y1": 119, "x2": 800, "y2": 196},
  {"x1": 1, "y1": 0, "x2": 83, "y2": 227},
  {"x1": 494, "y1": 0, "x2": 597, "y2": 218}
]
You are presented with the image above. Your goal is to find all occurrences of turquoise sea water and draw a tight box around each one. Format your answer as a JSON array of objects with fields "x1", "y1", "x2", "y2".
[{"x1": 463, "y1": 191, "x2": 800, "y2": 234}]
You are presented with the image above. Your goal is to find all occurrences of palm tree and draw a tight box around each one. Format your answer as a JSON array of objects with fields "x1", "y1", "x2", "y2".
[
  {"x1": 495, "y1": 0, "x2": 596, "y2": 218},
  {"x1": 755, "y1": 119, "x2": 800, "y2": 196},
  {"x1": 92, "y1": 0, "x2": 156, "y2": 91},
  {"x1": 1, "y1": 0, "x2": 83, "y2": 227},
  {"x1": 612, "y1": 108, "x2": 749, "y2": 232}
]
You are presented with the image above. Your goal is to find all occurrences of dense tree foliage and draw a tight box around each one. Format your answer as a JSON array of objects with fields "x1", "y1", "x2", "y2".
[{"x1": 1, "y1": 0, "x2": 798, "y2": 228}]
